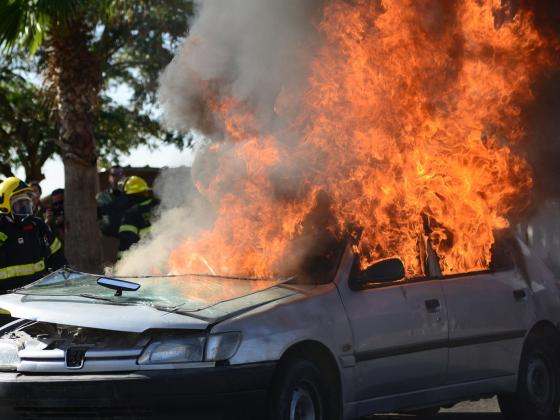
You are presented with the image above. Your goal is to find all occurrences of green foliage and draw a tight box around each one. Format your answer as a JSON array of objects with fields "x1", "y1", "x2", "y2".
[
  {"x1": 92, "y1": 0, "x2": 195, "y2": 162},
  {"x1": 0, "y1": 0, "x2": 83, "y2": 53},
  {"x1": 0, "y1": 0, "x2": 194, "y2": 176},
  {"x1": 96, "y1": 0, "x2": 194, "y2": 107},
  {"x1": 0, "y1": 56, "x2": 57, "y2": 180}
]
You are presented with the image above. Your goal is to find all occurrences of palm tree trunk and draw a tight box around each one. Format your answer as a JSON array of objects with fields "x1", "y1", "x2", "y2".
[{"x1": 49, "y1": 18, "x2": 103, "y2": 273}]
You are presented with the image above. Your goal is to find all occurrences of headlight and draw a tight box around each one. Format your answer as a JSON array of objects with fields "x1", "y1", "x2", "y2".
[
  {"x1": 138, "y1": 336, "x2": 205, "y2": 365},
  {"x1": 0, "y1": 340, "x2": 19, "y2": 371},
  {"x1": 205, "y1": 332, "x2": 241, "y2": 362},
  {"x1": 138, "y1": 332, "x2": 241, "y2": 365}
]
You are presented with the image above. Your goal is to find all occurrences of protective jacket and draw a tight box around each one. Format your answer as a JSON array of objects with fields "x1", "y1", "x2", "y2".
[
  {"x1": 118, "y1": 198, "x2": 159, "y2": 257},
  {"x1": 0, "y1": 215, "x2": 66, "y2": 294},
  {"x1": 97, "y1": 189, "x2": 129, "y2": 237}
]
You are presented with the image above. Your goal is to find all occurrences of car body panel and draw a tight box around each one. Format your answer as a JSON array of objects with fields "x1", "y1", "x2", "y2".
[
  {"x1": 442, "y1": 269, "x2": 532, "y2": 383},
  {"x1": 352, "y1": 374, "x2": 515, "y2": 417},
  {"x1": 0, "y1": 286, "x2": 297, "y2": 333},
  {"x1": 211, "y1": 283, "x2": 356, "y2": 406},
  {"x1": 517, "y1": 237, "x2": 560, "y2": 323},
  {"x1": 348, "y1": 283, "x2": 449, "y2": 400},
  {"x1": 335, "y1": 247, "x2": 449, "y2": 400}
]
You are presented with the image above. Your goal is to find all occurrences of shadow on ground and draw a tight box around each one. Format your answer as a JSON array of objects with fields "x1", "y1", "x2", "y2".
[
  {"x1": 373, "y1": 415, "x2": 501, "y2": 419},
  {"x1": 366, "y1": 398, "x2": 502, "y2": 419}
]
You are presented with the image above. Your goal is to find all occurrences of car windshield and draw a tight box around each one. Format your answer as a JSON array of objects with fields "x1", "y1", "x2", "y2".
[{"x1": 13, "y1": 269, "x2": 291, "y2": 313}]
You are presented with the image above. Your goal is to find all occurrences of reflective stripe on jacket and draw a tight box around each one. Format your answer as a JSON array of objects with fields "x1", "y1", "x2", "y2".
[
  {"x1": 117, "y1": 197, "x2": 159, "y2": 256},
  {"x1": 0, "y1": 259, "x2": 46, "y2": 280},
  {"x1": 0, "y1": 216, "x2": 67, "y2": 293}
]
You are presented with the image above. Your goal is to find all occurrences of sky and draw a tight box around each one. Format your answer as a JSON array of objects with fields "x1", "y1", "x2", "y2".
[{"x1": 15, "y1": 144, "x2": 195, "y2": 195}]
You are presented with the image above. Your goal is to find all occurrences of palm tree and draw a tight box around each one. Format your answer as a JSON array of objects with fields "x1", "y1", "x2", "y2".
[{"x1": 0, "y1": 0, "x2": 109, "y2": 271}]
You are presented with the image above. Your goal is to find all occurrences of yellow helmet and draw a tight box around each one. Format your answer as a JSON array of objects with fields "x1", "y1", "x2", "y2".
[
  {"x1": 123, "y1": 176, "x2": 150, "y2": 195},
  {"x1": 0, "y1": 177, "x2": 33, "y2": 215}
]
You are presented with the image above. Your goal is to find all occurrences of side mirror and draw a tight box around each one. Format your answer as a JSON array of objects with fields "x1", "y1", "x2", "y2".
[{"x1": 351, "y1": 258, "x2": 405, "y2": 290}]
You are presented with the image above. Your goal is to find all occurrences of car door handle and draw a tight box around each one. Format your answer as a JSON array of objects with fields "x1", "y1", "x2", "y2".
[
  {"x1": 425, "y1": 299, "x2": 441, "y2": 312},
  {"x1": 513, "y1": 289, "x2": 527, "y2": 301}
]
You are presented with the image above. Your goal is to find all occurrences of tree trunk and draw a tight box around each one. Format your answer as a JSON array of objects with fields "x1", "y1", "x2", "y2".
[
  {"x1": 64, "y1": 160, "x2": 101, "y2": 271},
  {"x1": 48, "y1": 18, "x2": 103, "y2": 273},
  {"x1": 24, "y1": 159, "x2": 45, "y2": 183}
]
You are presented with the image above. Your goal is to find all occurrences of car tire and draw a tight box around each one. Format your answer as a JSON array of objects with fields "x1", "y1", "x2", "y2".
[
  {"x1": 498, "y1": 332, "x2": 560, "y2": 420},
  {"x1": 268, "y1": 358, "x2": 339, "y2": 420}
]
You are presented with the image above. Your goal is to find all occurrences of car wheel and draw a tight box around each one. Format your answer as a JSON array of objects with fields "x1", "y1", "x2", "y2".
[
  {"x1": 498, "y1": 332, "x2": 560, "y2": 420},
  {"x1": 269, "y1": 358, "x2": 339, "y2": 420}
]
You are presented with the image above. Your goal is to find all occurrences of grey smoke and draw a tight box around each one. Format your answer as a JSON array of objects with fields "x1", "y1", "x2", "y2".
[
  {"x1": 158, "y1": 0, "x2": 320, "y2": 137},
  {"x1": 116, "y1": 0, "x2": 321, "y2": 276},
  {"x1": 113, "y1": 166, "x2": 212, "y2": 276}
]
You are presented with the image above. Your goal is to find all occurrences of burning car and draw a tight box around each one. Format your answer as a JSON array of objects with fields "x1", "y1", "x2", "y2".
[{"x1": 0, "y1": 234, "x2": 559, "y2": 420}]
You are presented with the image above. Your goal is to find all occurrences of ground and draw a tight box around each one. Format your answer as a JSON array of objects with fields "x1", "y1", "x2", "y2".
[{"x1": 372, "y1": 398, "x2": 500, "y2": 418}]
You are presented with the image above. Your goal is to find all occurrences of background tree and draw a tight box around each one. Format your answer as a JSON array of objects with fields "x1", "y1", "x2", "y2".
[
  {"x1": 0, "y1": 58, "x2": 190, "y2": 182},
  {"x1": 0, "y1": 61, "x2": 57, "y2": 180},
  {"x1": 0, "y1": 0, "x2": 193, "y2": 272}
]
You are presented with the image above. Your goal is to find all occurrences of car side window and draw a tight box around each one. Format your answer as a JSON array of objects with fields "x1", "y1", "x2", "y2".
[{"x1": 489, "y1": 236, "x2": 515, "y2": 272}]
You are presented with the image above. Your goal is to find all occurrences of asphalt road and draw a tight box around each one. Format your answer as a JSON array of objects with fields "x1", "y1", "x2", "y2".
[{"x1": 371, "y1": 398, "x2": 501, "y2": 419}]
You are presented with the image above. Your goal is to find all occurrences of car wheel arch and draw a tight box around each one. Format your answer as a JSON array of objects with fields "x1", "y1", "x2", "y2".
[
  {"x1": 273, "y1": 340, "x2": 342, "y2": 406},
  {"x1": 526, "y1": 320, "x2": 560, "y2": 344},
  {"x1": 517, "y1": 320, "x2": 560, "y2": 375},
  {"x1": 498, "y1": 320, "x2": 560, "y2": 420}
]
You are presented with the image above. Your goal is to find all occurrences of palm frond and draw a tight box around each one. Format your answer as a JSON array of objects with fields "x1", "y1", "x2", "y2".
[
  {"x1": 0, "y1": 0, "x2": 26, "y2": 50},
  {"x1": 0, "y1": 0, "x2": 94, "y2": 53}
]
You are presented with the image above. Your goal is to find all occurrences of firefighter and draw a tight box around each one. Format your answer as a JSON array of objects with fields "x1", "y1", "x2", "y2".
[
  {"x1": 97, "y1": 165, "x2": 128, "y2": 237},
  {"x1": 117, "y1": 176, "x2": 159, "y2": 258},
  {"x1": 0, "y1": 177, "x2": 67, "y2": 295}
]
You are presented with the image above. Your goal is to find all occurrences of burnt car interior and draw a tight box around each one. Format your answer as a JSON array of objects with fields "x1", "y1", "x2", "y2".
[
  {"x1": 347, "y1": 228, "x2": 526, "y2": 291},
  {"x1": 349, "y1": 258, "x2": 406, "y2": 290}
]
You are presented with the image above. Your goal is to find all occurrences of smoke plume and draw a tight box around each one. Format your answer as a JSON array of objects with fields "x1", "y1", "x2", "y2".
[
  {"x1": 117, "y1": 0, "x2": 560, "y2": 278},
  {"x1": 158, "y1": 0, "x2": 320, "y2": 136},
  {"x1": 116, "y1": 0, "x2": 321, "y2": 276}
]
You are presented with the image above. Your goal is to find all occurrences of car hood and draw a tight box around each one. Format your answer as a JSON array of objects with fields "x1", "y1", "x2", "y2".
[{"x1": 0, "y1": 286, "x2": 299, "y2": 333}]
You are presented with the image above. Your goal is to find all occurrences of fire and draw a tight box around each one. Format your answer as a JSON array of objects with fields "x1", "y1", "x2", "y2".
[{"x1": 169, "y1": 1, "x2": 558, "y2": 278}]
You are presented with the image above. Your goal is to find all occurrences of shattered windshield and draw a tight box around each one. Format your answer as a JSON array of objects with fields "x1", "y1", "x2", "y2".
[{"x1": 13, "y1": 269, "x2": 291, "y2": 313}]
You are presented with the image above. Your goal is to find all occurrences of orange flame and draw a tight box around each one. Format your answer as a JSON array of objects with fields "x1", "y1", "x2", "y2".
[{"x1": 169, "y1": 1, "x2": 558, "y2": 278}]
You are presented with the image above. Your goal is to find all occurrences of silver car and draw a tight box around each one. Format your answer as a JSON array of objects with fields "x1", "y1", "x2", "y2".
[{"x1": 0, "y1": 235, "x2": 559, "y2": 420}]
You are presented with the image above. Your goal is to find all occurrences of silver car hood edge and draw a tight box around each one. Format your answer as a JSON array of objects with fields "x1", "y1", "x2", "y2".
[
  {"x1": 0, "y1": 293, "x2": 209, "y2": 333},
  {"x1": 0, "y1": 286, "x2": 301, "y2": 333}
]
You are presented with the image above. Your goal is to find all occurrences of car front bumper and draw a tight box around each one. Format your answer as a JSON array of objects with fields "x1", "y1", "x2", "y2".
[{"x1": 0, "y1": 362, "x2": 276, "y2": 419}]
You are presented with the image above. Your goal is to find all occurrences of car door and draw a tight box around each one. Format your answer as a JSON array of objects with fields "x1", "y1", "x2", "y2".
[
  {"x1": 441, "y1": 238, "x2": 533, "y2": 383},
  {"x1": 335, "y1": 245, "x2": 449, "y2": 401}
]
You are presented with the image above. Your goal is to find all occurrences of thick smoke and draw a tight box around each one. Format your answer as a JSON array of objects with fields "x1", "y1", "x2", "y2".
[
  {"x1": 158, "y1": 0, "x2": 320, "y2": 136},
  {"x1": 516, "y1": 0, "x2": 560, "y2": 202},
  {"x1": 113, "y1": 165, "x2": 212, "y2": 276},
  {"x1": 515, "y1": 0, "x2": 560, "y2": 276},
  {"x1": 116, "y1": 0, "x2": 322, "y2": 276}
]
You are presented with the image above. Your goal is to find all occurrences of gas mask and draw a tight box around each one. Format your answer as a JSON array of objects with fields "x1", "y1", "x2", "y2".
[{"x1": 10, "y1": 193, "x2": 34, "y2": 221}]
